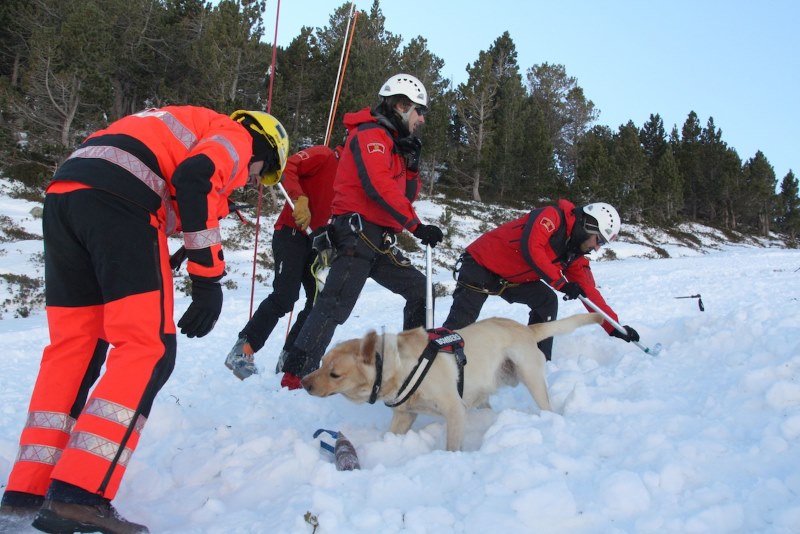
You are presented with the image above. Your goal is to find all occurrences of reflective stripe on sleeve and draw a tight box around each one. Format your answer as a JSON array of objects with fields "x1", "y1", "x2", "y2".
[{"x1": 183, "y1": 227, "x2": 222, "y2": 250}]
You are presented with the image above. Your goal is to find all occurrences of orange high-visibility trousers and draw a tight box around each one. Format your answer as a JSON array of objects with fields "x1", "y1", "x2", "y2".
[{"x1": 6, "y1": 185, "x2": 176, "y2": 500}]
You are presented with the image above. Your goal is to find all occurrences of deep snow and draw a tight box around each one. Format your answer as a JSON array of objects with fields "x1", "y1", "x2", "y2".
[{"x1": 1, "y1": 185, "x2": 799, "y2": 533}]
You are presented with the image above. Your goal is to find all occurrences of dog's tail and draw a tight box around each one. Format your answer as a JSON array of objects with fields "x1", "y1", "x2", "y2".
[{"x1": 527, "y1": 312, "x2": 603, "y2": 342}]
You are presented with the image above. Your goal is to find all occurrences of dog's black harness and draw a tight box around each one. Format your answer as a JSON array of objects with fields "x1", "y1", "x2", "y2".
[{"x1": 369, "y1": 328, "x2": 467, "y2": 407}]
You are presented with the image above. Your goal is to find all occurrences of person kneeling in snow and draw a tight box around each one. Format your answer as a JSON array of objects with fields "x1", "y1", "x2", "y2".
[{"x1": 442, "y1": 200, "x2": 639, "y2": 360}]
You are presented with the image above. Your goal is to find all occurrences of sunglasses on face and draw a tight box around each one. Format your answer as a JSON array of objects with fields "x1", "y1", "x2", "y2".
[
  {"x1": 595, "y1": 233, "x2": 608, "y2": 247},
  {"x1": 414, "y1": 105, "x2": 428, "y2": 117}
]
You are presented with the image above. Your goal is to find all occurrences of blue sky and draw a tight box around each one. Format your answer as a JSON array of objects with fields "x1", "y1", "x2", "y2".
[{"x1": 268, "y1": 0, "x2": 798, "y2": 184}]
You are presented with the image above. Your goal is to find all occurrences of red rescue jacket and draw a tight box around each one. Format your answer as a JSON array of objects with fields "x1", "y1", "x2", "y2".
[
  {"x1": 275, "y1": 145, "x2": 341, "y2": 232},
  {"x1": 330, "y1": 107, "x2": 422, "y2": 232},
  {"x1": 51, "y1": 106, "x2": 252, "y2": 280},
  {"x1": 467, "y1": 199, "x2": 619, "y2": 333}
]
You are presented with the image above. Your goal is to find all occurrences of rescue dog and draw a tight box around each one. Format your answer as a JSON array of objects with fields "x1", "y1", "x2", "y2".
[{"x1": 302, "y1": 313, "x2": 603, "y2": 451}]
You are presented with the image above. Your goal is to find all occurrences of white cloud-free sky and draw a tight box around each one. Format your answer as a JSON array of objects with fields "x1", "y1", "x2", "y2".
[{"x1": 268, "y1": 0, "x2": 798, "y2": 185}]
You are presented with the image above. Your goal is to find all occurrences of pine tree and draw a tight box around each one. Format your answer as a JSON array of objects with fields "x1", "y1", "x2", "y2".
[
  {"x1": 452, "y1": 48, "x2": 499, "y2": 201},
  {"x1": 526, "y1": 62, "x2": 594, "y2": 186},
  {"x1": 484, "y1": 32, "x2": 527, "y2": 202},
  {"x1": 676, "y1": 111, "x2": 703, "y2": 219},
  {"x1": 574, "y1": 125, "x2": 615, "y2": 203},
  {"x1": 612, "y1": 121, "x2": 648, "y2": 222},
  {"x1": 777, "y1": 170, "x2": 799, "y2": 241},
  {"x1": 740, "y1": 151, "x2": 777, "y2": 236}
]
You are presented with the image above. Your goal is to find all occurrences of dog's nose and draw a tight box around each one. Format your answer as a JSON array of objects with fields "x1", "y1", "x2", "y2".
[{"x1": 300, "y1": 377, "x2": 311, "y2": 392}]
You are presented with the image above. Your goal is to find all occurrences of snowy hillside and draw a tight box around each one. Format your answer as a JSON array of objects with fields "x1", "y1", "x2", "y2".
[{"x1": 1, "y1": 179, "x2": 799, "y2": 533}]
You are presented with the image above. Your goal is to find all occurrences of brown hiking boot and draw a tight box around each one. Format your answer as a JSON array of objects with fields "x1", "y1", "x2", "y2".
[{"x1": 32, "y1": 499, "x2": 149, "y2": 533}]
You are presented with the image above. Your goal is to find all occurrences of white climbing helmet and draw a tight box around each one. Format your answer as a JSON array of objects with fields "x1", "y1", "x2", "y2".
[
  {"x1": 582, "y1": 202, "x2": 620, "y2": 244},
  {"x1": 378, "y1": 73, "x2": 428, "y2": 107}
]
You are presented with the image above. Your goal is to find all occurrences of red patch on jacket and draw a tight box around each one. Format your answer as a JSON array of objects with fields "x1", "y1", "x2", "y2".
[
  {"x1": 296, "y1": 150, "x2": 310, "y2": 160},
  {"x1": 367, "y1": 142, "x2": 385, "y2": 154},
  {"x1": 540, "y1": 217, "x2": 555, "y2": 233}
]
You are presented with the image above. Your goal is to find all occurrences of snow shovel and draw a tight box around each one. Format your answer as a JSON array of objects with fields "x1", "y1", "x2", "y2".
[{"x1": 577, "y1": 294, "x2": 662, "y2": 356}]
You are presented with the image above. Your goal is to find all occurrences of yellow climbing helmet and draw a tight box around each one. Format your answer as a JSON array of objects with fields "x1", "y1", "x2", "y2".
[{"x1": 230, "y1": 110, "x2": 289, "y2": 186}]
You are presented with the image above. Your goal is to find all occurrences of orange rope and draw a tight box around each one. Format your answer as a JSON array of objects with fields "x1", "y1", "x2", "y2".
[{"x1": 325, "y1": 9, "x2": 359, "y2": 146}]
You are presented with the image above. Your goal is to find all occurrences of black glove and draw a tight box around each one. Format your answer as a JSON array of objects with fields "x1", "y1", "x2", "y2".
[
  {"x1": 609, "y1": 325, "x2": 640, "y2": 343},
  {"x1": 412, "y1": 224, "x2": 444, "y2": 247},
  {"x1": 178, "y1": 277, "x2": 223, "y2": 338},
  {"x1": 169, "y1": 246, "x2": 187, "y2": 272},
  {"x1": 560, "y1": 282, "x2": 586, "y2": 301}
]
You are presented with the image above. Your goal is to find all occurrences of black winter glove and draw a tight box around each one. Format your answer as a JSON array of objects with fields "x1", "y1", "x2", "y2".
[
  {"x1": 412, "y1": 224, "x2": 444, "y2": 247},
  {"x1": 178, "y1": 277, "x2": 223, "y2": 338},
  {"x1": 609, "y1": 325, "x2": 640, "y2": 343},
  {"x1": 169, "y1": 246, "x2": 187, "y2": 272},
  {"x1": 560, "y1": 282, "x2": 586, "y2": 301}
]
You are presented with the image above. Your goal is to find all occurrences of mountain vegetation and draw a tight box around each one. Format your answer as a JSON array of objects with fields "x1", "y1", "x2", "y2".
[{"x1": 0, "y1": 0, "x2": 798, "y2": 242}]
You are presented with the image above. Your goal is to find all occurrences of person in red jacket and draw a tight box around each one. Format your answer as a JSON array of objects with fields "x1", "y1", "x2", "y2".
[
  {"x1": 224, "y1": 143, "x2": 342, "y2": 383},
  {"x1": 0, "y1": 106, "x2": 288, "y2": 533},
  {"x1": 442, "y1": 200, "x2": 640, "y2": 360},
  {"x1": 280, "y1": 73, "x2": 444, "y2": 381}
]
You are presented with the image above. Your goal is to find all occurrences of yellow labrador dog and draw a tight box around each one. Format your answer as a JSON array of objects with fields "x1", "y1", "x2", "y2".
[{"x1": 302, "y1": 313, "x2": 603, "y2": 451}]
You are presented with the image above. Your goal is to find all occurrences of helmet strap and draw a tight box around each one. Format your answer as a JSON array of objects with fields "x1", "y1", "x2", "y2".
[{"x1": 260, "y1": 143, "x2": 280, "y2": 174}]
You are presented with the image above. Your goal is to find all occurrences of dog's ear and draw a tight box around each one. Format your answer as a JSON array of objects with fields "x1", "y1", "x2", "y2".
[{"x1": 361, "y1": 330, "x2": 378, "y2": 365}]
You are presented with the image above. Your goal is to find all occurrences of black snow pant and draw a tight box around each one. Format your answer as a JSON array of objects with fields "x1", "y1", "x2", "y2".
[
  {"x1": 239, "y1": 226, "x2": 317, "y2": 353},
  {"x1": 443, "y1": 253, "x2": 558, "y2": 359},
  {"x1": 282, "y1": 213, "x2": 428, "y2": 376}
]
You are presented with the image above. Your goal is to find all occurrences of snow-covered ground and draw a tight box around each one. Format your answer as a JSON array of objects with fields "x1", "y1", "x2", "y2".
[{"x1": 1, "y1": 183, "x2": 799, "y2": 533}]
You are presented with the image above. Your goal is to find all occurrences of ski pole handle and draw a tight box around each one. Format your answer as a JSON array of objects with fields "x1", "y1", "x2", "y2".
[
  {"x1": 276, "y1": 183, "x2": 312, "y2": 236},
  {"x1": 577, "y1": 295, "x2": 660, "y2": 355}
]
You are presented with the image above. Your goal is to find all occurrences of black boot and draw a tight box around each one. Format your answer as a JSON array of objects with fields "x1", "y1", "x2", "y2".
[{"x1": 281, "y1": 347, "x2": 309, "y2": 377}]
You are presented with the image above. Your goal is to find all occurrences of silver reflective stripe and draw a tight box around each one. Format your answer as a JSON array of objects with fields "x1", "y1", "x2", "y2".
[
  {"x1": 26, "y1": 411, "x2": 75, "y2": 434},
  {"x1": 67, "y1": 145, "x2": 178, "y2": 234},
  {"x1": 84, "y1": 398, "x2": 146, "y2": 434},
  {"x1": 133, "y1": 109, "x2": 198, "y2": 150},
  {"x1": 67, "y1": 431, "x2": 133, "y2": 467},
  {"x1": 184, "y1": 227, "x2": 222, "y2": 250},
  {"x1": 17, "y1": 444, "x2": 62, "y2": 465},
  {"x1": 198, "y1": 134, "x2": 241, "y2": 193}
]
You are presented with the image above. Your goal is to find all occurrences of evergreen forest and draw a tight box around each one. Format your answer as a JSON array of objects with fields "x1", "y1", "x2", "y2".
[{"x1": 1, "y1": 0, "x2": 798, "y2": 242}]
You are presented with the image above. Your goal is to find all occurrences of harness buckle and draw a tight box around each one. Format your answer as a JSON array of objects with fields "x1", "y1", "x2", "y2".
[{"x1": 348, "y1": 213, "x2": 363, "y2": 234}]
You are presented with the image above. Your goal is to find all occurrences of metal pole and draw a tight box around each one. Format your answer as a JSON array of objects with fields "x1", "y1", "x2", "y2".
[
  {"x1": 425, "y1": 244, "x2": 433, "y2": 329},
  {"x1": 577, "y1": 295, "x2": 661, "y2": 355}
]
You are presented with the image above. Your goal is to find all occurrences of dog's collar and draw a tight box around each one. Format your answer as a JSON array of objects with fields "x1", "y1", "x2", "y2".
[
  {"x1": 368, "y1": 349, "x2": 383, "y2": 404},
  {"x1": 368, "y1": 328, "x2": 386, "y2": 404}
]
